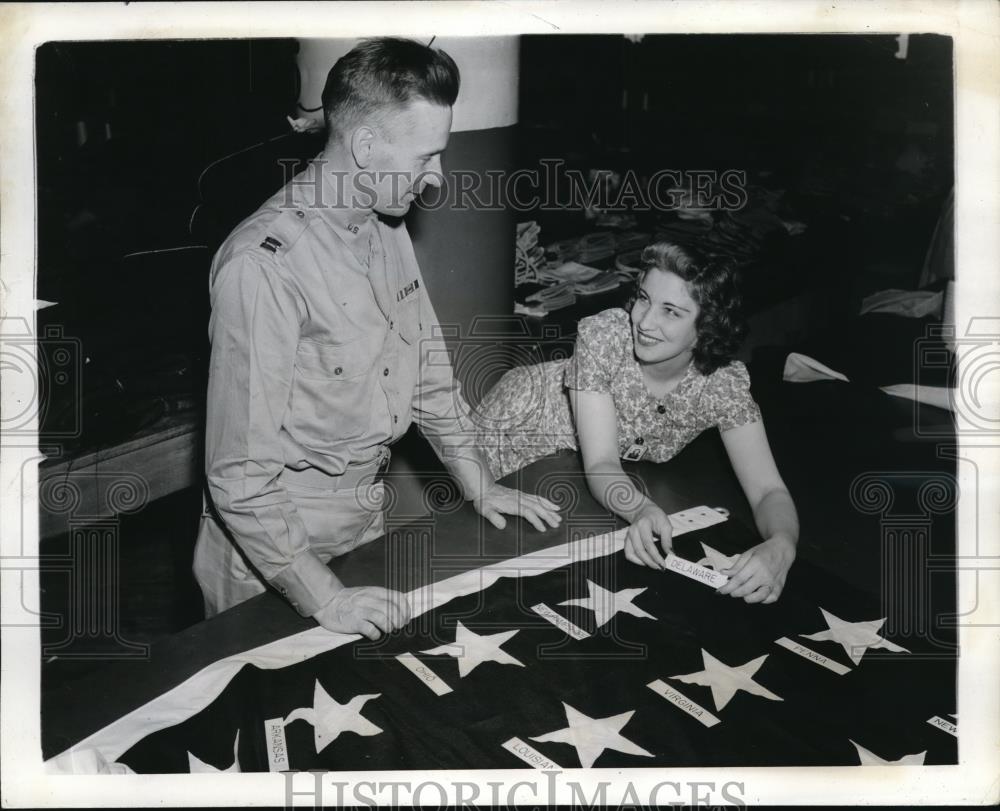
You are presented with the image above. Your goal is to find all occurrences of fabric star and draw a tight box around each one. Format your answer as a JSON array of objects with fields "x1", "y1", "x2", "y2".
[
  {"x1": 670, "y1": 649, "x2": 783, "y2": 711},
  {"x1": 421, "y1": 621, "x2": 524, "y2": 678},
  {"x1": 558, "y1": 579, "x2": 656, "y2": 628},
  {"x1": 188, "y1": 730, "x2": 240, "y2": 773},
  {"x1": 801, "y1": 608, "x2": 909, "y2": 665},
  {"x1": 285, "y1": 680, "x2": 382, "y2": 753},
  {"x1": 530, "y1": 702, "x2": 654, "y2": 768},
  {"x1": 698, "y1": 542, "x2": 740, "y2": 571},
  {"x1": 851, "y1": 739, "x2": 926, "y2": 765}
]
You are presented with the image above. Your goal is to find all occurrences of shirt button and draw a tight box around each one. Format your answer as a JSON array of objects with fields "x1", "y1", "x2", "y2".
[
  {"x1": 389, "y1": 321, "x2": 394, "y2": 330},
  {"x1": 383, "y1": 368, "x2": 390, "y2": 376},
  {"x1": 295, "y1": 210, "x2": 305, "y2": 219},
  {"x1": 393, "y1": 415, "x2": 399, "y2": 424},
  {"x1": 657, "y1": 405, "x2": 666, "y2": 414},
  {"x1": 334, "y1": 367, "x2": 343, "y2": 375}
]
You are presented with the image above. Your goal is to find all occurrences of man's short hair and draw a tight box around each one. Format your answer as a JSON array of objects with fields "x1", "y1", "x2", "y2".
[{"x1": 321, "y1": 37, "x2": 460, "y2": 142}]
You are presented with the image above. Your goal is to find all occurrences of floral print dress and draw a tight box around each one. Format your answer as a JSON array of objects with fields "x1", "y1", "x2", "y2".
[{"x1": 474, "y1": 308, "x2": 761, "y2": 479}]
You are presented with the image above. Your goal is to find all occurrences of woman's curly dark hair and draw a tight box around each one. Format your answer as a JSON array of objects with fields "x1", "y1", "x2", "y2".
[{"x1": 631, "y1": 241, "x2": 747, "y2": 375}]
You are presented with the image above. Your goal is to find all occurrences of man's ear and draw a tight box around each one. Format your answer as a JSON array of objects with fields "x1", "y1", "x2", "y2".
[{"x1": 351, "y1": 125, "x2": 377, "y2": 169}]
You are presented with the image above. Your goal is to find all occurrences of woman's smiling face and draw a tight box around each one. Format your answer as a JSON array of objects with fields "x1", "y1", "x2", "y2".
[{"x1": 629, "y1": 269, "x2": 700, "y2": 367}]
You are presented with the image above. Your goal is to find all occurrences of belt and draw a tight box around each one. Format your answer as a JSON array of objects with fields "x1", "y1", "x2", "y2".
[{"x1": 278, "y1": 447, "x2": 391, "y2": 492}]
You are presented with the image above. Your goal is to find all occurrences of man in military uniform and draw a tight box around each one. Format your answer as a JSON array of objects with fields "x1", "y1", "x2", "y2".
[{"x1": 193, "y1": 38, "x2": 561, "y2": 637}]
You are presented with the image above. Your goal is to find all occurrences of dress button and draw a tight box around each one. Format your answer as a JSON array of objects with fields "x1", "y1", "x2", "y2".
[
  {"x1": 383, "y1": 368, "x2": 390, "y2": 376},
  {"x1": 657, "y1": 405, "x2": 666, "y2": 414},
  {"x1": 334, "y1": 367, "x2": 343, "y2": 375}
]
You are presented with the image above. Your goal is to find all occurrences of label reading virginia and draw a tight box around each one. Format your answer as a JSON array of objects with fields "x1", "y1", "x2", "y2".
[
  {"x1": 531, "y1": 603, "x2": 589, "y2": 640},
  {"x1": 396, "y1": 652, "x2": 452, "y2": 695},
  {"x1": 648, "y1": 679, "x2": 721, "y2": 727},
  {"x1": 502, "y1": 737, "x2": 562, "y2": 770},
  {"x1": 264, "y1": 717, "x2": 290, "y2": 772},
  {"x1": 775, "y1": 636, "x2": 851, "y2": 675},
  {"x1": 664, "y1": 554, "x2": 728, "y2": 589},
  {"x1": 926, "y1": 716, "x2": 958, "y2": 737}
]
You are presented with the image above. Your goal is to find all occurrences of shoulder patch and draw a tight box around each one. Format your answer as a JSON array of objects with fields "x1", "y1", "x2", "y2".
[{"x1": 256, "y1": 207, "x2": 311, "y2": 258}]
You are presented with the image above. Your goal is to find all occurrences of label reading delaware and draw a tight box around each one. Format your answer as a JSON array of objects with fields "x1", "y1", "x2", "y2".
[{"x1": 664, "y1": 554, "x2": 729, "y2": 589}]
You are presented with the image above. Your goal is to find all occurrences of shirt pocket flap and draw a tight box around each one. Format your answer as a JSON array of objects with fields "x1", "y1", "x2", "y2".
[
  {"x1": 295, "y1": 340, "x2": 370, "y2": 380},
  {"x1": 397, "y1": 296, "x2": 423, "y2": 345}
]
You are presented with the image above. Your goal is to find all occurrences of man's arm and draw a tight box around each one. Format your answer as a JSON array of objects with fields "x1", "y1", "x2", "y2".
[
  {"x1": 204, "y1": 251, "x2": 343, "y2": 617},
  {"x1": 408, "y1": 292, "x2": 561, "y2": 532}
]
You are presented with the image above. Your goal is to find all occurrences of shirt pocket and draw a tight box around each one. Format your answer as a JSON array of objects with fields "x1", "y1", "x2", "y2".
[
  {"x1": 397, "y1": 294, "x2": 423, "y2": 345},
  {"x1": 291, "y1": 339, "x2": 375, "y2": 441}
]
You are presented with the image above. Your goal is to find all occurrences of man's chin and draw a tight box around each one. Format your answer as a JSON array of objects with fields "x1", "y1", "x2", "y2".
[{"x1": 374, "y1": 200, "x2": 412, "y2": 218}]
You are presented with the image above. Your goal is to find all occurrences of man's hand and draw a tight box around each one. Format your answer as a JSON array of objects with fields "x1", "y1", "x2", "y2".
[
  {"x1": 717, "y1": 535, "x2": 796, "y2": 604},
  {"x1": 473, "y1": 483, "x2": 562, "y2": 532},
  {"x1": 624, "y1": 503, "x2": 674, "y2": 569},
  {"x1": 311, "y1": 586, "x2": 411, "y2": 640}
]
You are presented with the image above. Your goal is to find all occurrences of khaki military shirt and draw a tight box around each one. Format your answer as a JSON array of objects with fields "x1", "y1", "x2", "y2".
[{"x1": 204, "y1": 155, "x2": 475, "y2": 616}]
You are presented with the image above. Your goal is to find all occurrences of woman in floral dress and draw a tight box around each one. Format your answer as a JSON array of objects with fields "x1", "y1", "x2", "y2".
[{"x1": 475, "y1": 242, "x2": 799, "y2": 603}]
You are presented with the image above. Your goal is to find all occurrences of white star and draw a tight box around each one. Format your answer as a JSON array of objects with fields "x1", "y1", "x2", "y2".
[
  {"x1": 698, "y1": 542, "x2": 740, "y2": 571},
  {"x1": 851, "y1": 739, "x2": 926, "y2": 766},
  {"x1": 671, "y1": 649, "x2": 783, "y2": 711},
  {"x1": 801, "y1": 608, "x2": 909, "y2": 665},
  {"x1": 285, "y1": 680, "x2": 382, "y2": 753},
  {"x1": 558, "y1": 579, "x2": 656, "y2": 628},
  {"x1": 421, "y1": 621, "x2": 524, "y2": 678},
  {"x1": 530, "y1": 702, "x2": 654, "y2": 768},
  {"x1": 188, "y1": 730, "x2": 240, "y2": 773}
]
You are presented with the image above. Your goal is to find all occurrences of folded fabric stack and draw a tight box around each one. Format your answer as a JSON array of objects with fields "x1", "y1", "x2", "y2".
[
  {"x1": 576, "y1": 231, "x2": 617, "y2": 263},
  {"x1": 544, "y1": 236, "x2": 582, "y2": 265},
  {"x1": 613, "y1": 230, "x2": 651, "y2": 252},
  {"x1": 594, "y1": 211, "x2": 638, "y2": 229},
  {"x1": 574, "y1": 272, "x2": 623, "y2": 296},
  {"x1": 524, "y1": 280, "x2": 577, "y2": 312},
  {"x1": 515, "y1": 220, "x2": 546, "y2": 286},
  {"x1": 535, "y1": 260, "x2": 603, "y2": 286},
  {"x1": 614, "y1": 248, "x2": 644, "y2": 277}
]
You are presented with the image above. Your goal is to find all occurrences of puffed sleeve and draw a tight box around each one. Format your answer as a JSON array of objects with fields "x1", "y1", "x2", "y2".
[
  {"x1": 713, "y1": 361, "x2": 762, "y2": 431},
  {"x1": 563, "y1": 308, "x2": 630, "y2": 394}
]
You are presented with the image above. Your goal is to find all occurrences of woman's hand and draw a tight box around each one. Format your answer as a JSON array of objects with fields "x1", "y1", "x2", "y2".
[
  {"x1": 716, "y1": 535, "x2": 796, "y2": 603},
  {"x1": 624, "y1": 503, "x2": 674, "y2": 569},
  {"x1": 473, "y1": 483, "x2": 562, "y2": 532}
]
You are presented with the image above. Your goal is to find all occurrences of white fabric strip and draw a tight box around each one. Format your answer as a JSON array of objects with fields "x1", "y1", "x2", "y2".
[{"x1": 48, "y1": 528, "x2": 626, "y2": 773}]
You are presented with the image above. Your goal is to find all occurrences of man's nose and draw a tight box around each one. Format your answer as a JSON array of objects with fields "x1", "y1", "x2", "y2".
[{"x1": 424, "y1": 156, "x2": 443, "y2": 187}]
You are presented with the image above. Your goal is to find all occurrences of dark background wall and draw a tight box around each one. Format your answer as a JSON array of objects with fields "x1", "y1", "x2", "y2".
[{"x1": 34, "y1": 33, "x2": 954, "y2": 452}]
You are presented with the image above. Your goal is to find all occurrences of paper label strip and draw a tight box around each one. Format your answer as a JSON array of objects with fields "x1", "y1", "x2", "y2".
[
  {"x1": 647, "y1": 679, "x2": 721, "y2": 727},
  {"x1": 502, "y1": 737, "x2": 563, "y2": 769},
  {"x1": 926, "y1": 716, "x2": 957, "y2": 737},
  {"x1": 531, "y1": 603, "x2": 590, "y2": 640},
  {"x1": 395, "y1": 652, "x2": 453, "y2": 695},
  {"x1": 775, "y1": 637, "x2": 851, "y2": 675},
  {"x1": 664, "y1": 554, "x2": 729, "y2": 588},
  {"x1": 264, "y1": 717, "x2": 290, "y2": 772}
]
